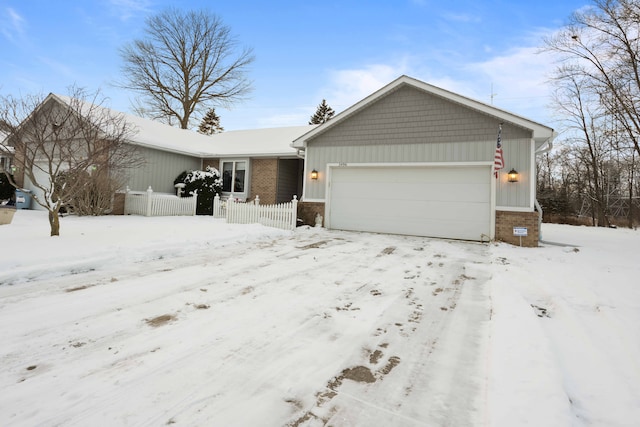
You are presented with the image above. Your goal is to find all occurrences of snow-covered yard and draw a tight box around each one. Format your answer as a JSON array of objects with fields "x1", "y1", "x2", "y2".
[{"x1": 0, "y1": 211, "x2": 638, "y2": 426}]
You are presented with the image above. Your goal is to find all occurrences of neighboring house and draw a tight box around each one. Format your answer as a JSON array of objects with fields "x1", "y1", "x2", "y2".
[
  {"x1": 7, "y1": 94, "x2": 316, "y2": 211},
  {"x1": 0, "y1": 131, "x2": 13, "y2": 174},
  {"x1": 293, "y1": 75, "x2": 555, "y2": 247}
]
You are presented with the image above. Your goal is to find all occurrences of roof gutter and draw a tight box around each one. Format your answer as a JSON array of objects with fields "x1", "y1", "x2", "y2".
[
  {"x1": 534, "y1": 131, "x2": 556, "y2": 242},
  {"x1": 535, "y1": 131, "x2": 556, "y2": 155}
]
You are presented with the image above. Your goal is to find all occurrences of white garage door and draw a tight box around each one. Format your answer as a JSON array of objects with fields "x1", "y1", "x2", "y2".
[{"x1": 328, "y1": 165, "x2": 492, "y2": 241}]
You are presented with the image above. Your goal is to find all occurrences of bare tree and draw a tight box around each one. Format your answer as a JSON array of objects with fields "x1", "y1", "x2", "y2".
[
  {"x1": 0, "y1": 87, "x2": 143, "y2": 236},
  {"x1": 119, "y1": 8, "x2": 254, "y2": 130},
  {"x1": 543, "y1": 0, "x2": 640, "y2": 157},
  {"x1": 552, "y1": 73, "x2": 612, "y2": 225}
]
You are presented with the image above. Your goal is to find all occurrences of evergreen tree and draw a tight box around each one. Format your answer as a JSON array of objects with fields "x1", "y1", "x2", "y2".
[
  {"x1": 198, "y1": 108, "x2": 224, "y2": 135},
  {"x1": 309, "y1": 99, "x2": 335, "y2": 125}
]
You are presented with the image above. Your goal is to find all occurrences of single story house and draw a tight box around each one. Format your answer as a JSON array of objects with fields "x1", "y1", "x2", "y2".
[
  {"x1": 293, "y1": 75, "x2": 555, "y2": 247},
  {"x1": 6, "y1": 76, "x2": 554, "y2": 246},
  {"x1": 111, "y1": 112, "x2": 316, "y2": 205}
]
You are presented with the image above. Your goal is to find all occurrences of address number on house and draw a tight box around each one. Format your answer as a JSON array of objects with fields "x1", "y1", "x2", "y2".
[{"x1": 513, "y1": 227, "x2": 528, "y2": 237}]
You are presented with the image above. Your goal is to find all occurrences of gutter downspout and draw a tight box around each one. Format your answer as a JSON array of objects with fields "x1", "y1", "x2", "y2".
[{"x1": 534, "y1": 135, "x2": 555, "y2": 242}]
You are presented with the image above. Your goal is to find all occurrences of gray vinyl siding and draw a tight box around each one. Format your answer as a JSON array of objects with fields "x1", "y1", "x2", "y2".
[
  {"x1": 125, "y1": 146, "x2": 201, "y2": 193},
  {"x1": 304, "y1": 85, "x2": 534, "y2": 208},
  {"x1": 310, "y1": 86, "x2": 532, "y2": 147},
  {"x1": 496, "y1": 138, "x2": 532, "y2": 207}
]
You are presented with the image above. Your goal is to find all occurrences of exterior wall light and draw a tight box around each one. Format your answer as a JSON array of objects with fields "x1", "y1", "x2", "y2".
[
  {"x1": 311, "y1": 169, "x2": 318, "y2": 180},
  {"x1": 507, "y1": 168, "x2": 519, "y2": 183}
]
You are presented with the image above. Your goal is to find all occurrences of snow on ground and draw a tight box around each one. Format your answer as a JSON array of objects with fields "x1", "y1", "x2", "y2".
[{"x1": 0, "y1": 211, "x2": 638, "y2": 426}]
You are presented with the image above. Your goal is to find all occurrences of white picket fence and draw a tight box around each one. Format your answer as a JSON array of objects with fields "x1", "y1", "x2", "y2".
[
  {"x1": 124, "y1": 186, "x2": 197, "y2": 217},
  {"x1": 213, "y1": 194, "x2": 298, "y2": 231}
]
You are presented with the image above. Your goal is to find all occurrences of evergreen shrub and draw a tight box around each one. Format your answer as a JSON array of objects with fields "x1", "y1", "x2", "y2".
[{"x1": 174, "y1": 166, "x2": 223, "y2": 215}]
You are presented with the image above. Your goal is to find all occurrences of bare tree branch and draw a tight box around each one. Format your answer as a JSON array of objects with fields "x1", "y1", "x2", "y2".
[
  {"x1": 118, "y1": 8, "x2": 254, "y2": 130},
  {"x1": 0, "y1": 86, "x2": 144, "y2": 236}
]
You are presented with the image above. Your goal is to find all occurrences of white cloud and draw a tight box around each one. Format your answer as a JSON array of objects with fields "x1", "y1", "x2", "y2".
[
  {"x1": 256, "y1": 111, "x2": 310, "y2": 128},
  {"x1": 38, "y1": 56, "x2": 76, "y2": 80},
  {"x1": 2, "y1": 7, "x2": 27, "y2": 43},
  {"x1": 320, "y1": 63, "x2": 412, "y2": 112},
  {"x1": 463, "y1": 42, "x2": 562, "y2": 125},
  {"x1": 108, "y1": 0, "x2": 153, "y2": 21},
  {"x1": 442, "y1": 12, "x2": 481, "y2": 23}
]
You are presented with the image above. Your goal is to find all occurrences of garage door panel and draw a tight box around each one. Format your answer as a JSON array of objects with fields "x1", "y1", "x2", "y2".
[
  {"x1": 332, "y1": 198, "x2": 489, "y2": 222},
  {"x1": 328, "y1": 166, "x2": 492, "y2": 241},
  {"x1": 336, "y1": 184, "x2": 489, "y2": 203}
]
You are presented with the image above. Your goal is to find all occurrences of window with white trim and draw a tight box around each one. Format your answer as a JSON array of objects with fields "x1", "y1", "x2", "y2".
[{"x1": 221, "y1": 160, "x2": 248, "y2": 198}]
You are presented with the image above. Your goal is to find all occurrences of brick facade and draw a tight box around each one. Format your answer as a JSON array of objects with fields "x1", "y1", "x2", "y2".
[
  {"x1": 495, "y1": 210, "x2": 539, "y2": 247},
  {"x1": 202, "y1": 158, "x2": 220, "y2": 171},
  {"x1": 298, "y1": 203, "x2": 539, "y2": 246},
  {"x1": 202, "y1": 157, "x2": 289, "y2": 205},
  {"x1": 250, "y1": 158, "x2": 278, "y2": 204},
  {"x1": 298, "y1": 201, "x2": 326, "y2": 227}
]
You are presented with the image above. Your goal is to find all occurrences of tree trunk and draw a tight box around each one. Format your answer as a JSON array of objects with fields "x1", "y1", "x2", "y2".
[
  {"x1": 48, "y1": 210, "x2": 60, "y2": 236},
  {"x1": 630, "y1": 155, "x2": 635, "y2": 229}
]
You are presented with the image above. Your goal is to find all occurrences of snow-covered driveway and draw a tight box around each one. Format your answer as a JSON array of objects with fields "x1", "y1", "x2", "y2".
[{"x1": 0, "y1": 219, "x2": 493, "y2": 426}]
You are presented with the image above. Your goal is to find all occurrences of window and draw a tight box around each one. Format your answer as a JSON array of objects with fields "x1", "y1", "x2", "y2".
[
  {"x1": 0, "y1": 156, "x2": 11, "y2": 173},
  {"x1": 221, "y1": 160, "x2": 247, "y2": 194}
]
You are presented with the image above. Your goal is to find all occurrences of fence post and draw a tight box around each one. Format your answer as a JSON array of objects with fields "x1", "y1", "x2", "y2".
[
  {"x1": 255, "y1": 195, "x2": 260, "y2": 206},
  {"x1": 227, "y1": 194, "x2": 235, "y2": 223},
  {"x1": 192, "y1": 190, "x2": 198, "y2": 216},
  {"x1": 291, "y1": 195, "x2": 298, "y2": 230},
  {"x1": 146, "y1": 186, "x2": 153, "y2": 217},
  {"x1": 213, "y1": 193, "x2": 220, "y2": 217},
  {"x1": 124, "y1": 186, "x2": 131, "y2": 215}
]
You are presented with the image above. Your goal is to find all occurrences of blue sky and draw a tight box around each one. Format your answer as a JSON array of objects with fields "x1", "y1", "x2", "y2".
[{"x1": 1, "y1": 0, "x2": 588, "y2": 131}]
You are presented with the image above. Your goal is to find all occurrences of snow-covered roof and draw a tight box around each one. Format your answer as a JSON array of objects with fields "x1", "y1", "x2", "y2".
[
  {"x1": 111, "y1": 110, "x2": 316, "y2": 158},
  {"x1": 293, "y1": 75, "x2": 555, "y2": 149},
  {"x1": 49, "y1": 94, "x2": 316, "y2": 158}
]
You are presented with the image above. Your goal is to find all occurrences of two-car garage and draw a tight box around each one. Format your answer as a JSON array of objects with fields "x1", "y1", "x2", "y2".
[
  {"x1": 326, "y1": 164, "x2": 493, "y2": 241},
  {"x1": 293, "y1": 76, "x2": 553, "y2": 245}
]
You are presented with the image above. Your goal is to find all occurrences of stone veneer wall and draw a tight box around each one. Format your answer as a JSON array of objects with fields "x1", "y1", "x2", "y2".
[
  {"x1": 495, "y1": 210, "x2": 539, "y2": 247},
  {"x1": 298, "y1": 201, "x2": 326, "y2": 227}
]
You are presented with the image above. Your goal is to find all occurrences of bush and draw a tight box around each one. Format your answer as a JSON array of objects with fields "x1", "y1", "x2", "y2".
[
  {"x1": 174, "y1": 166, "x2": 223, "y2": 215},
  {"x1": 54, "y1": 170, "x2": 121, "y2": 216}
]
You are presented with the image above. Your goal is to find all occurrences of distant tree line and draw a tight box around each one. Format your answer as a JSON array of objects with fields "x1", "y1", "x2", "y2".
[{"x1": 540, "y1": 0, "x2": 640, "y2": 228}]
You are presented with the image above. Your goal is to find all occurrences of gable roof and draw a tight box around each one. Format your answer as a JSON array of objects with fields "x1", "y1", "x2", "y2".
[
  {"x1": 293, "y1": 75, "x2": 555, "y2": 148},
  {"x1": 49, "y1": 94, "x2": 315, "y2": 158}
]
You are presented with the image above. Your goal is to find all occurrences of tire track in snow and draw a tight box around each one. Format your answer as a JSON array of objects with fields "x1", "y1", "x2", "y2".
[
  {"x1": 1, "y1": 230, "x2": 493, "y2": 426},
  {"x1": 286, "y1": 241, "x2": 492, "y2": 426}
]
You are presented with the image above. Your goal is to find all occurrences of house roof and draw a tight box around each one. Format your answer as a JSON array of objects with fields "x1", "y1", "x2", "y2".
[
  {"x1": 293, "y1": 75, "x2": 555, "y2": 148},
  {"x1": 50, "y1": 94, "x2": 316, "y2": 159}
]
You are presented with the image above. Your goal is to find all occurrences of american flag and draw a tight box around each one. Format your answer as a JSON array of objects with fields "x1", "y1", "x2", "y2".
[{"x1": 494, "y1": 124, "x2": 504, "y2": 178}]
